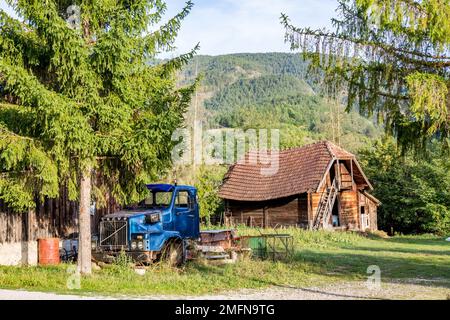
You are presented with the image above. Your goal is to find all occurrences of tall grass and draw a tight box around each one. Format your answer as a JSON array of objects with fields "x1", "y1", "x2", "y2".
[{"x1": 203, "y1": 224, "x2": 365, "y2": 249}]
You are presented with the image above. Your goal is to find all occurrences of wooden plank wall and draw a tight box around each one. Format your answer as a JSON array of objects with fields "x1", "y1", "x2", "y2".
[
  {"x1": 369, "y1": 202, "x2": 378, "y2": 230},
  {"x1": 339, "y1": 162, "x2": 353, "y2": 189},
  {"x1": 266, "y1": 196, "x2": 301, "y2": 227},
  {"x1": 0, "y1": 204, "x2": 26, "y2": 243},
  {"x1": 225, "y1": 200, "x2": 265, "y2": 227},
  {"x1": 339, "y1": 190, "x2": 359, "y2": 229},
  {"x1": 0, "y1": 191, "x2": 119, "y2": 244},
  {"x1": 298, "y1": 195, "x2": 309, "y2": 226},
  {"x1": 225, "y1": 194, "x2": 308, "y2": 228}
]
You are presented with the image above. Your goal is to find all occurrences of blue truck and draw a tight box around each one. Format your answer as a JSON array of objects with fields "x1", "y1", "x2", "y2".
[{"x1": 93, "y1": 183, "x2": 200, "y2": 265}]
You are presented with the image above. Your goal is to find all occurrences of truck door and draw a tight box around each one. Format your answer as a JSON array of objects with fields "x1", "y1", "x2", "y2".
[{"x1": 173, "y1": 189, "x2": 198, "y2": 238}]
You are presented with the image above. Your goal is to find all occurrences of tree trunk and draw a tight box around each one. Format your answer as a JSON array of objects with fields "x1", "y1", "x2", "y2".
[{"x1": 78, "y1": 166, "x2": 92, "y2": 275}]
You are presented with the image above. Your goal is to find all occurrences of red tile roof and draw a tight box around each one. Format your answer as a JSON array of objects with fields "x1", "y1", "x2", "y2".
[{"x1": 219, "y1": 140, "x2": 364, "y2": 201}]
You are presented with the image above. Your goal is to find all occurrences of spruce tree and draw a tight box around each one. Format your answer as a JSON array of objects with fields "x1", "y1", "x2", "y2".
[
  {"x1": 0, "y1": 0, "x2": 197, "y2": 274},
  {"x1": 282, "y1": 0, "x2": 450, "y2": 150}
]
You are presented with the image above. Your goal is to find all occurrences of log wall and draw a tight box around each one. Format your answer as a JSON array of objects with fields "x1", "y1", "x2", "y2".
[{"x1": 0, "y1": 192, "x2": 119, "y2": 244}]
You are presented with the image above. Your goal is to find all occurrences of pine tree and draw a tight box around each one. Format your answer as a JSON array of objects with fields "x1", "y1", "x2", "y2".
[
  {"x1": 282, "y1": 0, "x2": 450, "y2": 151},
  {"x1": 0, "y1": 0, "x2": 198, "y2": 274}
]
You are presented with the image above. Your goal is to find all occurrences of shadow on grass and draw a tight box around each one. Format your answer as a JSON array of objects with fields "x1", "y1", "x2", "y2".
[
  {"x1": 384, "y1": 237, "x2": 450, "y2": 247},
  {"x1": 294, "y1": 249, "x2": 450, "y2": 290},
  {"x1": 270, "y1": 283, "x2": 385, "y2": 300},
  {"x1": 348, "y1": 246, "x2": 450, "y2": 257},
  {"x1": 187, "y1": 261, "x2": 384, "y2": 300}
]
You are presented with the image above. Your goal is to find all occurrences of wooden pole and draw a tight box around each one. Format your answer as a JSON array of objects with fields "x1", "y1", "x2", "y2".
[
  {"x1": 307, "y1": 191, "x2": 312, "y2": 230},
  {"x1": 193, "y1": 59, "x2": 199, "y2": 172},
  {"x1": 350, "y1": 160, "x2": 354, "y2": 189},
  {"x1": 263, "y1": 207, "x2": 268, "y2": 228},
  {"x1": 336, "y1": 159, "x2": 341, "y2": 189}
]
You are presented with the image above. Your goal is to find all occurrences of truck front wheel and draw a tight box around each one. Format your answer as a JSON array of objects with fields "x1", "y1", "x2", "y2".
[{"x1": 161, "y1": 240, "x2": 184, "y2": 267}]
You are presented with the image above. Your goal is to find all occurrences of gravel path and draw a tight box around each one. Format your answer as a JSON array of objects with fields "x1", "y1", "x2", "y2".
[{"x1": 1, "y1": 280, "x2": 448, "y2": 300}]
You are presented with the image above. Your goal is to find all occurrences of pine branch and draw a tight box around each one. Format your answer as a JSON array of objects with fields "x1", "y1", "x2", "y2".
[
  {"x1": 284, "y1": 25, "x2": 450, "y2": 64},
  {"x1": 159, "y1": 43, "x2": 200, "y2": 77},
  {"x1": 145, "y1": 0, "x2": 194, "y2": 53}
]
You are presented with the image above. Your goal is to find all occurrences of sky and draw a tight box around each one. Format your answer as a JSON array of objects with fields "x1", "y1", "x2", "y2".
[
  {"x1": 161, "y1": 0, "x2": 336, "y2": 57},
  {"x1": 0, "y1": 0, "x2": 337, "y2": 57}
]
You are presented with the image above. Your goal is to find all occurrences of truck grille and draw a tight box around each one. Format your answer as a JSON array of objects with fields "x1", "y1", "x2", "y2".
[{"x1": 99, "y1": 220, "x2": 128, "y2": 249}]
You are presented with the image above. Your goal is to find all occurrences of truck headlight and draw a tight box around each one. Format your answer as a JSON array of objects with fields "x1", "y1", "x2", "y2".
[
  {"x1": 131, "y1": 241, "x2": 137, "y2": 250},
  {"x1": 137, "y1": 241, "x2": 144, "y2": 250}
]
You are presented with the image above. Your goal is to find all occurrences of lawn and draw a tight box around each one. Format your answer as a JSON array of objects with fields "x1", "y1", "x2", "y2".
[{"x1": 0, "y1": 228, "x2": 449, "y2": 297}]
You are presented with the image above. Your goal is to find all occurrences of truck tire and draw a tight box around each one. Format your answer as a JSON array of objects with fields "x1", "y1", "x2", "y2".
[{"x1": 162, "y1": 240, "x2": 184, "y2": 267}]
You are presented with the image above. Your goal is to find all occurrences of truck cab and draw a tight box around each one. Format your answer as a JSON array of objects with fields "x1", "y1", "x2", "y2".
[{"x1": 95, "y1": 184, "x2": 200, "y2": 264}]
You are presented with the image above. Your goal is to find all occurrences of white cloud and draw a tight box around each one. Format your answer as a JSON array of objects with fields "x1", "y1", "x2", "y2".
[
  {"x1": 161, "y1": 0, "x2": 337, "y2": 57},
  {"x1": 0, "y1": 0, "x2": 338, "y2": 57}
]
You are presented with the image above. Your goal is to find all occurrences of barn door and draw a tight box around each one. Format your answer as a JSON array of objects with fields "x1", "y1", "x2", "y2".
[{"x1": 360, "y1": 206, "x2": 369, "y2": 230}]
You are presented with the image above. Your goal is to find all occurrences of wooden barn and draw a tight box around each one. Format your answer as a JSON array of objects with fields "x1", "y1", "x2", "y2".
[{"x1": 219, "y1": 141, "x2": 380, "y2": 231}]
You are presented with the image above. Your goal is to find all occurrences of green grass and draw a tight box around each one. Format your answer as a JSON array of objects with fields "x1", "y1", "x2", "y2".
[{"x1": 0, "y1": 229, "x2": 449, "y2": 297}]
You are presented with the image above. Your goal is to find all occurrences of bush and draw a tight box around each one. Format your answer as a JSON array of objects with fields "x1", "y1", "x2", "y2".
[
  {"x1": 195, "y1": 165, "x2": 227, "y2": 225},
  {"x1": 102, "y1": 250, "x2": 134, "y2": 275},
  {"x1": 359, "y1": 137, "x2": 450, "y2": 235},
  {"x1": 364, "y1": 230, "x2": 390, "y2": 239}
]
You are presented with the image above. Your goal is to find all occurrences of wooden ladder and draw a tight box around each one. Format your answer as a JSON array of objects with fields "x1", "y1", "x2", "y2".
[{"x1": 312, "y1": 178, "x2": 339, "y2": 230}]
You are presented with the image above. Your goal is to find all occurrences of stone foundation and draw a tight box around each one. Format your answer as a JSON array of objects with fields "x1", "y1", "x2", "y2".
[{"x1": 0, "y1": 241, "x2": 38, "y2": 266}]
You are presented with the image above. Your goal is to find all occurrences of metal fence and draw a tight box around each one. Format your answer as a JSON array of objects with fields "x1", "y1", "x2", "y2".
[{"x1": 238, "y1": 234, "x2": 294, "y2": 260}]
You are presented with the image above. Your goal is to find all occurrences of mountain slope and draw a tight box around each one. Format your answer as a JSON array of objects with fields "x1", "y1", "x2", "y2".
[{"x1": 179, "y1": 52, "x2": 381, "y2": 154}]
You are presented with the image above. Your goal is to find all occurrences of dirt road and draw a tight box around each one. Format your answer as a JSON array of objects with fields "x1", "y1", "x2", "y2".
[{"x1": 0, "y1": 280, "x2": 448, "y2": 300}]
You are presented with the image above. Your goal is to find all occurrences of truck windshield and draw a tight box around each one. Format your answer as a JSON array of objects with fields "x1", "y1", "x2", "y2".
[{"x1": 144, "y1": 191, "x2": 173, "y2": 208}]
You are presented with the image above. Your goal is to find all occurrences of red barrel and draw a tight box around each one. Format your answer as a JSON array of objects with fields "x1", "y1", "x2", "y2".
[{"x1": 38, "y1": 238, "x2": 60, "y2": 265}]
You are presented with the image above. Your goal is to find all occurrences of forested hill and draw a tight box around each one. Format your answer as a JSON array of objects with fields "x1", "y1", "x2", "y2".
[{"x1": 178, "y1": 52, "x2": 381, "y2": 154}]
